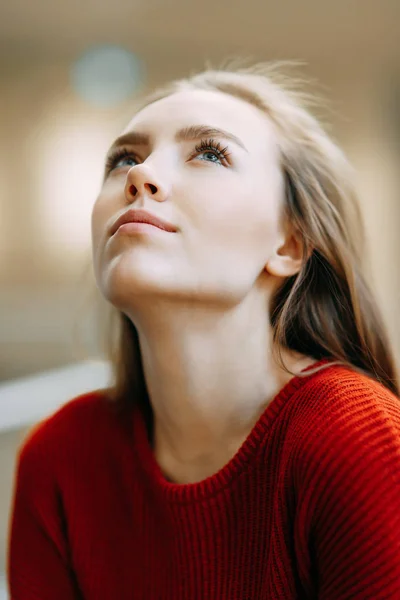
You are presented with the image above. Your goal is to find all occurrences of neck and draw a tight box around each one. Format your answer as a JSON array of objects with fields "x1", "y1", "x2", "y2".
[{"x1": 129, "y1": 290, "x2": 314, "y2": 484}]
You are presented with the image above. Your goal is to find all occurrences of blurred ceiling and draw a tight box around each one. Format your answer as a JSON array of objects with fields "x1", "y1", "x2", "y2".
[{"x1": 1, "y1": 0, "x2": 399, "y2": 77}]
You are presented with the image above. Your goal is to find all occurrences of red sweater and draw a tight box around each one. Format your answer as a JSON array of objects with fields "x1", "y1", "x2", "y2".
[{"x1": 7, "y1": 361, "x2": 400, "y2": 599}]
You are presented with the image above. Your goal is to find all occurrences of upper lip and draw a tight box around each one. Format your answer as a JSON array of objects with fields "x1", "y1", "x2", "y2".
[{"x1": 110, "y1": 209, "x2": 178, "y2": 235}]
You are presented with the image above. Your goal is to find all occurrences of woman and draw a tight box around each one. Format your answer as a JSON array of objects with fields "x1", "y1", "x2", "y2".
[{"x1": 8, "y1": 63, "x2": 400, "y2": 599}]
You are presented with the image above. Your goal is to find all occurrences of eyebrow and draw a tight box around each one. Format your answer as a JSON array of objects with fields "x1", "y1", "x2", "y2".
[{"x1": 106, "y1": 124, "x2": 248, "y2": 158}]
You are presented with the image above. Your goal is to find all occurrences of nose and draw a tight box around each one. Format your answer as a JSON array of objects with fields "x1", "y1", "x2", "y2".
[{"x1": 124, "y1": 163, "x2": 169, "y2": 204}]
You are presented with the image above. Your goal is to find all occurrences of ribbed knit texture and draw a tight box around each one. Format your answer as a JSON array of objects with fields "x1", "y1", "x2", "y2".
[{"x1": 7, "y1": 361, "x2": 400, "y2": 599}]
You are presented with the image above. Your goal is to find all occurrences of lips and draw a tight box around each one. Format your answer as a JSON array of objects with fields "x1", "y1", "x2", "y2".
[{"x1": 110, "y1": 209, "x2": 178, "y2": 236}]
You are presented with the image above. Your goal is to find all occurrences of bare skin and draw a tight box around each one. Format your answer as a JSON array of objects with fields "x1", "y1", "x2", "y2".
[{"x1": 91, "y1": 89, "x2": 315, "y2": 484}]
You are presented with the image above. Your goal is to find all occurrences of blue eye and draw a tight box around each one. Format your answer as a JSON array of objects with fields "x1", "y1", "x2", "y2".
[
  {"x1": 105, "y1": 148, "x2": 138, "y2": 173},
  {"x1": 193, "y1": 138, "x2": 230, "y2": 166},
  {"x1": 196, "y1": 150, "x2": 223, "y2": 164},
  {"x1": 105, "y1": 136, "x2": 231, "y2": 176}
]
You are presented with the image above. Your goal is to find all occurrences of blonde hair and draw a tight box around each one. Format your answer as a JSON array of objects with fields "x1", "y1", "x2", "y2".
[{"x1": 105, "y1": 62, "x2": 399, "y2": 419}]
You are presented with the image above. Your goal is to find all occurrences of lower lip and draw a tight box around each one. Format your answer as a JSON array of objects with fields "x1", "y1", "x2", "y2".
[{"x1": 115, "y1": 222, "x2": 169, "y2": 235}]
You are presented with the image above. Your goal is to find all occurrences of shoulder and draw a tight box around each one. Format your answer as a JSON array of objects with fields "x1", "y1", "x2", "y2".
[
  {"x1": 291, "y1": 362, "x2": 400, "y2": 480},
  {"x1": 291, "y1": 365, "x2": 400, "y2": 590},
  {"x1": 16, "y1": 388, "x2": 123, "y2": 470},
  {"x1": 295, "y1": 361, "x2": 400, "y2": 426}
]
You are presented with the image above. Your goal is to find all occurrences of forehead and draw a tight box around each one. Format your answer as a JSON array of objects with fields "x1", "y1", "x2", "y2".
[{"x1": 123, "y1": 89, "x2": 279, "y2": 154}]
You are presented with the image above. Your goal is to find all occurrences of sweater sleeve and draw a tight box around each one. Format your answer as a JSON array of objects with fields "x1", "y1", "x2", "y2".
[
  {"x1": 301, "y1": 381, "x2": 400, "y2": 599},
  {"x1": 7, "y1": 425, "x2": 82, "y2": 600}
]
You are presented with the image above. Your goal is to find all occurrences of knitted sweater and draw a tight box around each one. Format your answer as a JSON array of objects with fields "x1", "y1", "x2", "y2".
[{"x1": 7, "y1": 361, "x2": 400, "y2": 599}]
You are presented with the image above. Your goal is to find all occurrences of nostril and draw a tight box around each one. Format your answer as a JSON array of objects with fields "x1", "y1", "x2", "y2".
[
  {"x1": 148, "y1": 183, "x2": 157, "y2": 194},
  {"x1": 129, "y1": 184, "x2": 138, "y2": 196}
]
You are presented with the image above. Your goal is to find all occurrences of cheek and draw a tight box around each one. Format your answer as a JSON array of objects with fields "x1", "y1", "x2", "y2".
[
  {"x1": 187, "y1": 172, "x2": 280, "y2": 246},
  {"x1": 91, "y1": 186, "x2": 116, "y2": 237},
  {"x1": 182, "y1": 171, "x2": 244, "y2": 219},
  {"x1": 90, "y1": 193, "x2": 114, "y2": 270}
]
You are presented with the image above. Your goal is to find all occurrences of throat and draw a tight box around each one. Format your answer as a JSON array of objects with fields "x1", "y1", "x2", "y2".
[{"x1": 152, "y1": 417, "x2": 259, "y2": 485}]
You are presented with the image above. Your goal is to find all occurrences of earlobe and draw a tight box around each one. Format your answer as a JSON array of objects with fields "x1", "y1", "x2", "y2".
[{"x1": 265, "y1": 254, "x2": 303, "y2": 278}]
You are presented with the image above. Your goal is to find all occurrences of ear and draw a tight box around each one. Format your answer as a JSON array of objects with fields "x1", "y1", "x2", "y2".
[{"x1": 265, "y1": 227, "x2": 306, "y2": 278}]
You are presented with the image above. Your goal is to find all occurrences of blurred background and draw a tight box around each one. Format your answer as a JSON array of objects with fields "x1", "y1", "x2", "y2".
[{"x1": 1, "y1": 0, "x2": 400, "y2": 595}]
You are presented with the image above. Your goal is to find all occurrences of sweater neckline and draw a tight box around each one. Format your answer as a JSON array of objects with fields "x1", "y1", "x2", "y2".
[{"x1": 132, "y1": 358, "x2": 333, "y2": 503}]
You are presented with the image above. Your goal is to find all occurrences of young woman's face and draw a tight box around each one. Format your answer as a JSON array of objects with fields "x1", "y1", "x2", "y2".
[{"x1": 91, "y1": 89, "x2": 287, "y2": 311}]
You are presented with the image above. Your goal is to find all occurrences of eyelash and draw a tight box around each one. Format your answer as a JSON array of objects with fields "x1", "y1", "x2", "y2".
[
  {"x1": 105, "y1": 137, "x2": 231, "y2": 174},
  {"x1": 191, "y1": 138, "x2": 231, "y2": 164}
]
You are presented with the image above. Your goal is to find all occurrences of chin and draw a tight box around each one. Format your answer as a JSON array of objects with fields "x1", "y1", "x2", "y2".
[{"x1": 99, "y1": 253, "x2": 180, "y2": 310}]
